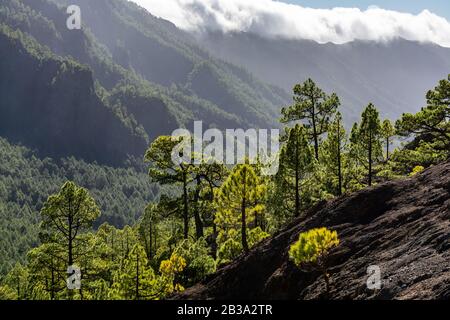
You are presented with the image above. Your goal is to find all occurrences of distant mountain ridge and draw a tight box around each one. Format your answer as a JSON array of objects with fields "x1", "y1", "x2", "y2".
[{"x1": 197, "y1": 31, "x2": 450, "y2": 124}]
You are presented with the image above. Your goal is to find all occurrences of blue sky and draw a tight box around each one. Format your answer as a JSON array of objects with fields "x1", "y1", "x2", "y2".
[{"x1": 284, "y1": 0, "x2": 450, "y2": 20}]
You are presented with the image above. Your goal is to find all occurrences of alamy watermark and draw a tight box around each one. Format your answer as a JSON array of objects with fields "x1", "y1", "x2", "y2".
[
  {"x1": 366, "y1": 265, "x2": 382, "y2": 290},
  {"x1": 66, "y1": 5, "x2": 81, "y2": 30},
  {"x1": 67, "y1": 265, "x2": 81, "y2": 290},
  {"x1": 171, "y1": 121, "x2": 280, "y2": 175}
]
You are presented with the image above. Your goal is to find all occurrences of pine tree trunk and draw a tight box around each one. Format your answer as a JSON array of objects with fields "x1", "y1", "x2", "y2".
[
  {"x1": 386, "y1": 137, "x2": 390, "y2": 161},
  {"x1": 212, "y1": 222, "x2": 218, "y2": 259},
  {"x1": 153, "y1": 225, "x2": 157, "y2": 258},
  {"x1": 148, "y1": 224, "x2": 153, "y2": 259},
  {"x1": 368, "y1": 133, "x2": 373, "y2": 187},
  {"x1": 16, "y1": 274, "x2": 20, "y2": 300},
  {"x1": 51, "y1": 266, "x2": 55, "y2": 300},
  {"x1": 193, "y1": 176, "x2": 204, "y2": 239},
  {"x1": 68, "y1": 213, "x2": 73, "y2": 300},
  {"x1": 338, "y1": 153, "x2": 342, "y2": 196},
  {"x1": 337, "y1": 122, "x2": 343, "y2": 196},
  {"x1": 294, "y1": 138, "x2": 301, "y2": 217},
  {"x1": 312, "y1": 111, "x2": 319, "y2": 160},
  {"x1": 135, "y1": 252, "x2": 139, "y2": 300},
  {"x1": 182, "y1": 171, "x2": 189, "y2": 239},
  {"x1": 323, "y1": 270, "x2": 331, "y2": 297},
  {"x1": 241, "y1": 195, "x2": 249, "y2": 253},
  {"x1": 241, "y1": 170, "x2": 249, "y2": 252},
  {"x1": 68, "y1": 222, "x2": 73, "y2": 267}
]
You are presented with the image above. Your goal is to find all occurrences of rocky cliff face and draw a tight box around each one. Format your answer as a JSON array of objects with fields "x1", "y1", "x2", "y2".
[{"x1": 178, "y1": 161, "x2": 450, "y2": 300}]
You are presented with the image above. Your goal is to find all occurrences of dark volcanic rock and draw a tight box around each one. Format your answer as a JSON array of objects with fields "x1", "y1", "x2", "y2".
[{"x1": 177, "y1": 161, "x2": 450, "y2": 300}]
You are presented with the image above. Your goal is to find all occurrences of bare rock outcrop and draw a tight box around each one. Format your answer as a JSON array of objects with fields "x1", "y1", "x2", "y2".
[{"x1": 177, "y1": 161, "x2": 450, "y2": 300}]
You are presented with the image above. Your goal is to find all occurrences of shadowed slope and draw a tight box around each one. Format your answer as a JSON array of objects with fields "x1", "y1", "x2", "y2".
[{"x1": 177, "y1": 161, "x2": 450, "y2": 300}]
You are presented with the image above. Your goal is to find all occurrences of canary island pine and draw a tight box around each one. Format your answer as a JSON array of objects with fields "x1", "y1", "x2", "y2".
[{"x1": 289, "y1": 227, "x2": 339, "y2": 295}]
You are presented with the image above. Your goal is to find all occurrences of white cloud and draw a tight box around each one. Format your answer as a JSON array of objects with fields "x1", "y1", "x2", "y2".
[{"x1": 129, "y1": 0, "x2": 450, "y2": 47}]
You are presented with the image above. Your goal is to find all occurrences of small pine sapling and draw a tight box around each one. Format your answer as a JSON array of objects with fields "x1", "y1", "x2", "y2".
[{"x1": 289, "y1": 227, "x2": 339, "y2": 295}]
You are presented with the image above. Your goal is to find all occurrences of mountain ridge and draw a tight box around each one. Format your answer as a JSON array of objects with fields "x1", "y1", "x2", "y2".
[{"x1": 197, "y1": 31, "x2": 450, "y2": 124}]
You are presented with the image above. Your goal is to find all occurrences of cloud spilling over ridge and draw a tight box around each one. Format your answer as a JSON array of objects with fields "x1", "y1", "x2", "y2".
[{"x1": 130, "y1": 0, "x2": 450, "y2": 47}]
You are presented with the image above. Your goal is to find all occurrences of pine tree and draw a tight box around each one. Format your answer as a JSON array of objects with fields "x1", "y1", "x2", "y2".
[
  {"x1": 190, "y1": 161, "x2": 227, "y2": 240},
  {"x1": 113, "y1": 244, "x2": 155, "y2": 300},
  {"x1": 322, "y1": 112, "x2": 347, "y2": 196},
  {"x1": 27, "y1": 243, "x2": 66, "y2": 300},
  {"x1": 279, "y1": 124, "x2": 314, "y2": 217},
  {"x1": 347, "y1": 122, "x2": 366, "y2": 191},
  {"x1": 171, "y1": 239, "x2": 216, "y2": 286},
  {"x1": 381, "y1": 119, "x2": 395, "y2": 161},
  {"x1": 2, "y1": 263, "x2": 29, "y2": 300},
  {"x1": 289, "y1": 227, "x2": 339, "y2": 295},
  {"x1": 75, "y1": 233, "x2": 112, "y2": 300},
  {"x1": 40, "y1": 181, "x2": 100, "y2": 275},
  {"x1": 157, "y1": 253, "x2": 186, "y2": 298},
  {"x1": 214, "y1": 164, "x2": 266, "y2": 253},
  {"x1": 281, "y1": 79, "x2": 340, "y2": 160},
  {"x1": 396, "y1": 75, "x2": 450, "y2": 157},
  {"x1": 145, "y1": 136, "x2": 193, "y2": 239},
  {"x1": 357, "y1": 104, "x2": 383, "y2": 186},
  {"x1": 139, "y1": 204, "x2": 159, "y2": 261}
]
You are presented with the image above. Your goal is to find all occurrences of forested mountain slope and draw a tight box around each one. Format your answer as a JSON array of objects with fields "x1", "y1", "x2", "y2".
[
  {"x1": 0, "y1": 25, "x2": 148, "y2": 164},
  {"x1": 1, "y1": 0, "x2": 288, "y2": 139},
  {"x1": 177, "y1": 161, "x2": 450, "y2": 299},
  {"x1": 0, "y1": 137, "x2": 157, "y2": 275},
  {"x1": 52, "y1": 0, "x2": 287, "y2": 126},
  {"x1": 0, "y1": 0, "x2": 448, "y2": 300},
  {"x1": 0, "y1": 0, "x2": 288, "y2": 277}
]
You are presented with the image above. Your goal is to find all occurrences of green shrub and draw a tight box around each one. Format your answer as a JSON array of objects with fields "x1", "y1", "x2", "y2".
[{"x1": 289, "y1": 227, "x2": 339, "y2": 295}]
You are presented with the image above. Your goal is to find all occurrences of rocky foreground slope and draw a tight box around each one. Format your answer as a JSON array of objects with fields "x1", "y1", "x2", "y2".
[{"x1": 178, "y1": 161, "x2": 450, "y2": 300}]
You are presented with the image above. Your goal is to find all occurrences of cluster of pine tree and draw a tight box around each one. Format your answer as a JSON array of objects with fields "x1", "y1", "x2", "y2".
[
  {"x1": 0, "y1": 182, "x2": 189, "y2": 300},
  {"x1": 0, "y1": 137, "x2": 158, "y2": 276},
  {"x1": 0, "y1": 75, "x2": 448, "y2": 300}
]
